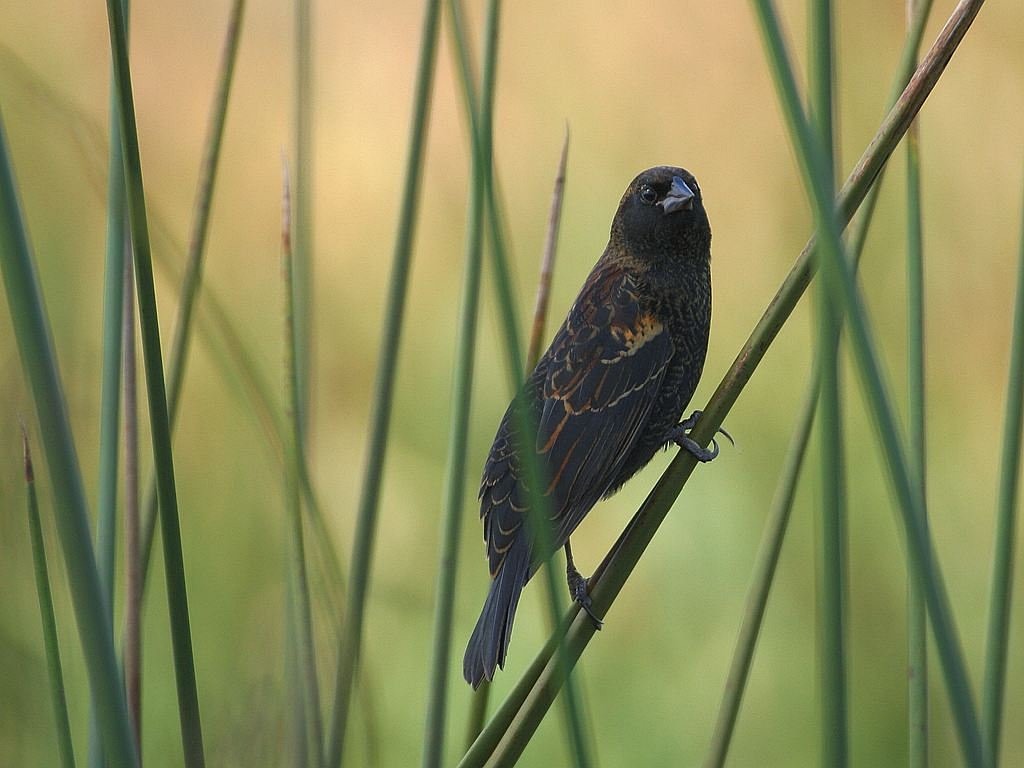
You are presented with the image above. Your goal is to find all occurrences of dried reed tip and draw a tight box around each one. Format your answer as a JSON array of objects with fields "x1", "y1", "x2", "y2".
[
  {"x1": 18, "y1": 417, "x2": 33, "y2": 483},
  {"x1": 281, "y1": 153, "x2": 293, "y2": 258}
]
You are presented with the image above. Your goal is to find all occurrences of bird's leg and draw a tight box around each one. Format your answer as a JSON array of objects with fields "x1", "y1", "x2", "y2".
[
  {"x1": 564, "y1": 540, "x2": 603, "y2": 630},
  {"x1": 668, "y1": 409, "x2": 735, "y2": 463}
]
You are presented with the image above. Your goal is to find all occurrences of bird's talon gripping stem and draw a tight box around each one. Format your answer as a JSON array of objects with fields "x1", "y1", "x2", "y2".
[
  {"x1": 567, "y1": 568, "x2": 603, "y2": 629},
  {"x1": 669, "y1": 409, "x2": 733, "y2": 462},
  {"x1": 565, "y1": 541, "x2": 603, "y2": 630}
]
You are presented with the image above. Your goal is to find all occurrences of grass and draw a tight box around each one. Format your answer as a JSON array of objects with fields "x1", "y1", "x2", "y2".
[
  {"x1": 22, "y1": 425, "x2": 77, "y2": 768},
  {"x1": 323, "y1": 0, "x2": 444, "y2": 763},
  {"x1": 282, "y1": 162, "x2": 324, "y2": 767},
  {"x1": 4, "y1": 0, "x2": 1021, "y2": 765},
  {"x1": 460, "y1": 2, "x2": 989, "y2": 761},
  {"x1": 807, "y1": 2, "x2": 848, "y2": 764},
  {"x1": 1, "y1": 109, "x2": 138, "y2": 768},
  {"x1": 904, "y1": 1, "x2": 930, "y2": 762},
  {"x1": 982, "y1": 167, "x2": 1024, "y2": 765},
  {"x1": 750, "y1": 0, "x2": 985, "y2": 762},
  {"x1": 103, "y1": 0, "x2": 205, "y2": 761}
]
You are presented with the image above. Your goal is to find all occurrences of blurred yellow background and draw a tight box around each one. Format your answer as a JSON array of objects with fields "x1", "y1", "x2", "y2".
[{"x1": 2, "y1": 1, "x2": 1023, "y2": 765}]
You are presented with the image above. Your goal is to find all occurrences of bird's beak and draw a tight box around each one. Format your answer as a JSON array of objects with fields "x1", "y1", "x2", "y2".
[{"x1": 659, "y1": 176, "x2": 695, "y2": 214}]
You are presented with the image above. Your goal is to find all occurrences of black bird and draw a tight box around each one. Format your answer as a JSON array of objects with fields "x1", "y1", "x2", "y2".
[{"x1": 463, "y1": 166, "x2": 720, "y2": 688}]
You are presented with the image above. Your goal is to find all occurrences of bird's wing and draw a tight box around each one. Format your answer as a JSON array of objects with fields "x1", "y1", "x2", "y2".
[
  {"x1": 478, "y1": 265, "x2": 673, "y2": 577},
  {"x1": 537, "y1": 265, "x2": 673, "y2": 545},
  {"x1": 478, "y1": 401, "x2": 532, "y2": 579}
]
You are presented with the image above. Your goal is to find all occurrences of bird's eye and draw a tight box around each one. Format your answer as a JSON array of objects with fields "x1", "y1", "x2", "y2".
[{"x1": 639, "y1": 185, "x2": 658, "y2": 205}]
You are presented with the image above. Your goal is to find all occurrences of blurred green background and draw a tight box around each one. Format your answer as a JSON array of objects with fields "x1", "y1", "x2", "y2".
[{"x1": 2, "y1": 1, "x2": 1023, "y2": 765}]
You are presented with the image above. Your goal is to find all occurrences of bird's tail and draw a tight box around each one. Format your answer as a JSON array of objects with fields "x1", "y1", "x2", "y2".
[{"x1": 463, "y1": 535, "x2": 530, "y2": 689}]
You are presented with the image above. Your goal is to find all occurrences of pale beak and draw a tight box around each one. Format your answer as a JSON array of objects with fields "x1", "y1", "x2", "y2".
[{"x1": 659, "y1": 175, "x2": 695, "y2": 214}]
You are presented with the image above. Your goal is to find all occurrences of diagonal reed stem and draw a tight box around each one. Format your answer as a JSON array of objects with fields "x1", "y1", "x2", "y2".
[
  {"x1": 702, "y1": 163, "x2": 886, "y2": 768},
  {"x1": 293, "y1": 0, "x2": 314, "y2": 439},
  {"x1": 122, "y1": 252, "x2": 142, "y2": 753},
  {"x1": 444, "y1": 0, "x2": 495, "y2": 745},
  {"x1": 22, "y1": 426, "x2": 77, "y2": 768},
  {"x1": 446, "y1": 1, "x2": 592, "y2": 765},
  {"x1": 905, "y1": 1, "x2": 930, "y2": 763},
  {"x1": 526, "y1": 128, "x2": 569, "y2": 371},
  {"x1": 323, "y1": 1, "x2": 443, "y2": 763},
  {"x1": 95, "y1": 0, "x2": 129, "y2": 644},
  {"x1": 103, "y1": 0, "x2": 206, "y2": 762},
  {"x1": 981, "y1": 167, "x2": 1024, "y2": 765},
  {"x1": 460, "y1": 2, "x2": 987, "y2": 762},
  {"x1": 90, "y1": 3, "x2": 129, "y2": 765},
  {"x1": 138, "y1": 0, "x2": 246, "y2": 596},
  {"x1": 0, "y1": 110, "x2": 137, "y2": 768},
  {"x1": 749, "y1": 0, "x2": 984, "y2": 763},
  {"x1": 283, "y1": 162, "x2": 324, "y2": 767},
  {"x1": 420, "y1": 37, "x2": 487, "y2": 763}
]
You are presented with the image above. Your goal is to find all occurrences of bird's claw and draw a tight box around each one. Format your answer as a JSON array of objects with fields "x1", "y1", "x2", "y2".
[
  {"x1": 669, "y1": 409, "x2": 734, "y2": 463},
  {"x1": 567, "y1": 567, "x2": 603, "y2": 630}
]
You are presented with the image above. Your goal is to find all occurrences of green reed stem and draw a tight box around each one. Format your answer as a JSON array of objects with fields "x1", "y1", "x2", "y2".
[
  {"x1": 445, "y1": 1, "x2": 495, "y2": 743},
  {"x1": 90, "y1": 2, "x2": 129, "y2": 764},
  {"x1": 89, "y1": 6, "x2": 130, "y2": 768},
  {"x1": 808, "y1": 1, "x2": 848, "y2": 764},
  {"x1": 139, "y1": 0, "x2": 246, "y2": 596},
  {"x1": 22, "y1": 427, "x2": 77, "y2": 768},
  {"x1": 103, "y1": 0, "x2": 206, "y2": 762},
  {"x1": 293, "y1": 0, "x2": 313, "y2": 437},
  {"x1": 420, "y1": 48, "x2": 487, "y2": 766},
  {"x1": 283, "y1": 164, "x2": 324, "y2": 767},
  {"x1": 0, "y1": 110, "x2": 137, "y2": 768},
  {"x1": 981, "y1": 167, "x2": 1024, "y2": 765},
  {"x1": 702, "y1": 165, "x2": 885, "y2": 768},
  {"x1": 905, "y1": 0, "x2": 929, "y2": 758},
  {"x1": 447, "y1": 1, "x2": 591, "y2": 765},
  {"x1": 323, "y1": 1, "x2": 442, "y2": 763},
  {"x1": 95, "y1": 0, "x2": 129, "y2": 635},
  {"x1": 461, "y1": 2, "x2": 987, "y2": 760},
  {"x1": 749, "y1": 0, "x2": 984, "y2": 763},
  {"x1": 122, "y1": 255, "x2": 142, "y2": 752}
]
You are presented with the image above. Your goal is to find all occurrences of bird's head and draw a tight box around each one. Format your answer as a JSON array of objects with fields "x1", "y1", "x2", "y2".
[{"x1": 610, "y1": 166, "x2": 711, "y2": 268}]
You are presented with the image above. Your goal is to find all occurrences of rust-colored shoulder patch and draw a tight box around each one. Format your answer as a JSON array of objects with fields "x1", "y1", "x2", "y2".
[{"x1": 609, "y1": 313, "x2": 664, "y2": 360}]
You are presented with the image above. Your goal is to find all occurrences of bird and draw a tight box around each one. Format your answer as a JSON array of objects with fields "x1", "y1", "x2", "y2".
[{"x1": 463, "y1": 165, "x2": 723, "y2": 688}]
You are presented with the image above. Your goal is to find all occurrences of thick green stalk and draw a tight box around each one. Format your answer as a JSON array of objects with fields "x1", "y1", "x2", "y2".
[
  {"x1": 463, "y1": 682, "x2": 490, "y2": 754},
  {"x1": 283, "y1": 166, "x2": 324, "y2": 767},
  {"x1": 448, "y1": 1, "x2": 592, "y2": 765},
  {"x1": 445, "y1": 1, "x2": 493, "y2": 743},
  {"x1": 23, "y1": 428, "x2": 77, "y2": 768},
  {"x1": 139, "y1": 0, "x2": 246, "y2": 594},
  {"x1": 704, "y1": 380, "x2": 815, "y2": 768},
  {"x1": 703, "y1": 169, "x2": 885, "y2": 768},
  {"x1": 0, "y1": 112, "x2": 137, "y2": 768},
  {"x1": 293, "y1": 0, "x2": 314, "y2": 436},
  {"x1": 421, "y1": 64, "x2": 487, "y2": 768},
  {"x1": 749, "y1": 0, "x2": 983, "y2": 763},
  {"x1": 461, "y1": 2, "x2": 986, "y2": 760},
  {"x1": 91, "y1": 2, "x2": 129, "y2": 764},
  {"x1": 122, "y1": 256, "x2": 142, "y2": 751},
  {"x1": 981, "y1": 169, "x2": 1024, "y2": 764},
  {"x1": 286, "y1": 581, "x2": 311, "y2": 768},
  {"x1": 323, "y1": 1, "x2": 442, "y2": 763},
  {"x1": 103, "y1": 0, "x2": 206, "y2": 763},
  {"x1": 905, "y1": 0, "x2": 929, "y2": 758},
  {"x1": 808, "y1": 1, "x2": 847, "y2": 765},
  {"x1": 95, "y1": 3, "x2": 128, "y2": 629}
]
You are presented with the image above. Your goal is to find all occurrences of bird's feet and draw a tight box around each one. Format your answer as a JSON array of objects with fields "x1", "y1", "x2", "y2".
[
  {"x1": 668, "y1": 409, "x2": 735, "y2": 463},
  {"x1": 567, "y1": 565, "x2": 603, "y2": 630}
]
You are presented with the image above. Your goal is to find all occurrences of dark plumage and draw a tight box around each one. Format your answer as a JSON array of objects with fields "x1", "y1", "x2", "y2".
[{"x1": 463, "y1": 166, "x2": 714, "y2": 688}]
